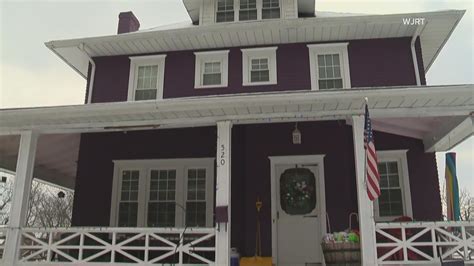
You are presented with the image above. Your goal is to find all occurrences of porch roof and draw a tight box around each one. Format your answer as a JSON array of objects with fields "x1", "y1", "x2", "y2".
[{"x1": 0, "y1": 84, "x2": 472, "y2": 188}]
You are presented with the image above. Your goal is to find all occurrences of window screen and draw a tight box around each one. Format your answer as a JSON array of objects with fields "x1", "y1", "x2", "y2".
[
  {"x1": 135, "y1": 65, "x2": 158, "y2": 100},
  {"x1": 239, "y1": 0, "x2": 257, "y2": 21},
  {"x1": 317, "y1": 54, "x2": 343, "y2": 90},
  {"x1": 118, "y1": 170, "x2": 139, "y2": 227},
  {"x1": 377, "y1": 161, "x2": 404, "y2": 217},
  {"x1": 250, "y1": 58, "x2": 270, "y2": 82},
  {"x1": 203, "y1": 62, "x2": 222, "y2": 86},
  {"x1": 148, "y1": 170, "x2": 176, "y2": 227},
  {"x1": 262, "y1": 0, "x2": 280, "y2": 19},
  {"x1": 186, "y1": 169, "x2": 207, "y2": 227},
  {"x1": 216, "y1": 0, "x2": 234, "y2": 22}
]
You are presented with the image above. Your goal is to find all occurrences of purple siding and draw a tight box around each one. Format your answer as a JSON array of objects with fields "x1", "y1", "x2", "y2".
[
  {"x1": 88, "y1": 37, "x2": 426, "y2": 103},
  {"x1": 72, "y1": 121, "x2": 440, "y2": 257}
]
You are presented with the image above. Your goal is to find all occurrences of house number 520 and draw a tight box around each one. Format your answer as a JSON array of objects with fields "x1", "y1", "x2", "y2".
[{"x1": 220, "y1": 144, "x2": 226, "y2": 166}]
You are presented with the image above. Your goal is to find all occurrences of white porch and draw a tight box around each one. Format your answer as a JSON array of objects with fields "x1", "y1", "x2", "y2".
[{"x1": 0, "y1": 85, "x2": 473, "y2": 265}]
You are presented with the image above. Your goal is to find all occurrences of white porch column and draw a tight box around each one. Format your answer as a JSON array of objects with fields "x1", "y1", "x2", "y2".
[
  {"x1": 3, "y1": 131, "x2": 39, "y2": 266},
  {"x1": 351, "y1": 116, "x2": 378, "y2": 265},
  {"x1": 215, "y1": 121, "x2": 232, "y2": 265}
]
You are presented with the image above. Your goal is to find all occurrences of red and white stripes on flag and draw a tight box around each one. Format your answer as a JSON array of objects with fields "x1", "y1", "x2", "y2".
[{"x1": 364, "y1": 103, "x2": 381, "y2": 201}]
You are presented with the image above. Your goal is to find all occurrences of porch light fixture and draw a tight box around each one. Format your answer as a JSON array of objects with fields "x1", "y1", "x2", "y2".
[{"x1": 292, "y1": 123, "x2": 301, "y2": 144}]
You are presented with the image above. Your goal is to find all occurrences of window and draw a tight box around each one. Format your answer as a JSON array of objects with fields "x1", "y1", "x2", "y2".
[
  {"x1": 186, "y1": 168, "x2": 208, "y2": 227},
  {"x1": 118, "y1": 170, "x2": 139, "y2": 227},
  {"x1": 148, "y1": 170, "x2": 176, "y2": 227},
  {"x1": 194, "y1": 50, "x2": 229, "y2": 88},
  {"x1": 374, "y1": 150, "x2": 413, "y2": 221},
  {"x1": 242, "y1": 47, "x2": 278, "y2": 86},
  {"x1": 127, "y1": 55, "x2": 166, "y2": 101},
  {"x1": 262, "y1": 0, "x2": 280, "y2": 19},
  {"x1": 110, "y1": 158, "x2": 215, "y2": 228},
  {"x1": 216, "y1": 0, "x2": 234, "y2": 23},
  {"x1": 239, "y1": 0, "x2": 257, "y2": 21},
  {"x1": 250, "y1": 58, "x2": 270, "y2": 82},
  {"x1": 307, "y1": 43, "x2": 351, "y2": 90}
]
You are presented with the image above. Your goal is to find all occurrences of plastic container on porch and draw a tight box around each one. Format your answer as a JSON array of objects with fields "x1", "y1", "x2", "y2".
[{"x1": 231, "y1": 248, "x2": 240, "y2": 266}]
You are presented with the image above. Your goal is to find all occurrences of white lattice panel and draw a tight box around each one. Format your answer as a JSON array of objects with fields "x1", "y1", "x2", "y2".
[
  {"x1": 376, "y1": 221, "x2": 474, "y2": 265},
  {"x1": 16, "y1": 227, "x2": 215, "y2": 265}
]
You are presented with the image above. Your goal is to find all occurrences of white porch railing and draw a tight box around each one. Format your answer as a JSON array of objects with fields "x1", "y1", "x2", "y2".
[
  {"x1": 13, "y1": 227, "x2": 215, "y2": 265},
  {"x1": 0, "y1": 226, "x2": 7, "y2": 263},
  {"x1": 376, "y1": 221, "x2": 474, "y2": 265}
]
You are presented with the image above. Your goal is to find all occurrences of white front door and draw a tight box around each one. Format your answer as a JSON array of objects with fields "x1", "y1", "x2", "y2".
[{"x1": 275, "y1": 163, "x2": 322, "y2": 266}]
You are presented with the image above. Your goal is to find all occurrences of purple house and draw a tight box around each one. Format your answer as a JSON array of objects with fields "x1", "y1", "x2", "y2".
[{"x1": 0, "y1": 1, "x2": 473, "y2": 265}]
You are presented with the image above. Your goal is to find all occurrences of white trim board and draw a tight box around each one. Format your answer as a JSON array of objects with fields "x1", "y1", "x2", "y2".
[{"x1": 268, "y1": 154, "x2": 326, "y2": 265}]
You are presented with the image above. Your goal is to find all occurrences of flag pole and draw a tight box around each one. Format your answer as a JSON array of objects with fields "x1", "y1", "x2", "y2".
[{"x1": 363, "y1": 97, "x2": 369, "y2": 197}]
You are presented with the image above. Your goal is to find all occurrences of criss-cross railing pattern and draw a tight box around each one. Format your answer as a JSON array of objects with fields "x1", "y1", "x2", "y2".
[
  {"x1": 17, "y1": 227, "x2": 215, "y2": 265},
  {"x1": 376, "y1": 221, "x2": 474, "y2": 265},
  {"x1": 0, "y1": 226, "x2": 7, "y2": 262}
]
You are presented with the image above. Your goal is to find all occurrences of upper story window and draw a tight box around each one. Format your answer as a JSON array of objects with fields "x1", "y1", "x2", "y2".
[
  {"x1": 262, "y1": 0, "x2": 280, "y2": 19},
  {"x1": 194, "y1": 50, "x2": 229, "y2": 89},
  {"x1": 307, "y1": 43, "x2": 351, "y2": 90},
  {"x1": 127, "y1": 55, "x2": 166, "y2": 101},
  {"x1": 215, "y1": 0, "x2": 281, "y2": 23},
  {"x1": 374, "y1": 150, "x2": 413, "y2": 221},
  {"x1": 242, "y1": 47, "x2": 277, "y2": 86},
  {"x1": 216, "y1": 0, "x2": 235, "y2": 23},
  {"x1": 110, "y1": 158, "x2": 215, "y2": 228},
  {"x1": 239, "y1": 0, "x2": 257, "y2": 21}
]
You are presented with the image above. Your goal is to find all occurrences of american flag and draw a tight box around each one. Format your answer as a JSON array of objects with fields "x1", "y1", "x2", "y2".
[{"x1": 364, "y1": 103, "x2": 381, "y2": 201}]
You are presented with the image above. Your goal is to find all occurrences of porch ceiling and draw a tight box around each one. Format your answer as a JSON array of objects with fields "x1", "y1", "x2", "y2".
[
  {"x1": 0, "y1": 134, "x2": 79, "y2": 189},
  {"x1": 0, "y1": 85, "x2": 472, "y2": 188}
]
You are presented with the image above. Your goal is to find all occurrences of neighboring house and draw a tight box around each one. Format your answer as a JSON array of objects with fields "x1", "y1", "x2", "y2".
[{"x1": 0, "y1": 0, "x2": 473, "y2": 265}]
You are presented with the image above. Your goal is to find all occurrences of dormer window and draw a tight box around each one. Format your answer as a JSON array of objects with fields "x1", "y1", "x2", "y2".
[
  {"x1": 262, "y1": 0, "x2": 280, "y2": 19},
  {"x1": 239, "y1": 0, "x2": 257, "y2": 21},
  {"x1": 216, "y1": 0, "x2": 234, "y2": 23},
  {"x1": 215, "y1": 0, "x2": 281, "y2": 23}
]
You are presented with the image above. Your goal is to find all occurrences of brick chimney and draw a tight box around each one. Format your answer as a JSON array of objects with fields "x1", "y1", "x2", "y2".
[{"x1": 117, "y1": 11, "x2": 140, "y2": 34}]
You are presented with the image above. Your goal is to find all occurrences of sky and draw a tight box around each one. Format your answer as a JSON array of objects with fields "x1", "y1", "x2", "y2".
[{"x1": 0, "y1": 0, "x2": 473, "y2": 193}]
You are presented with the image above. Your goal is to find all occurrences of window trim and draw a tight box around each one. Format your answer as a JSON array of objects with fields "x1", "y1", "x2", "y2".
[
  {"x1": 215, "y1": 0, "x2": 281, "y2": 23},
  {"x1": 110, "y1": 158, "x2": 215, "y2": 228},
  {"x1": 307, "y1": 43, "x2": 351, "y2": 91},
  {"x1": 194, "y1": 50, "x2": 229, "y2": 89},
  {"x1": 241, "y1": 46, "x2": 278, "y2": 86},
  {"x1": 373, "y1": 150, "x2": 413, "y2": 222},
  {"x1": 127, "y1": 54, "x2": 167, "y2": 101}
]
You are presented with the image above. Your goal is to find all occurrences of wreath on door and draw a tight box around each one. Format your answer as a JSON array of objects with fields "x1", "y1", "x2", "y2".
[{"x1": 280, "y1": 167, "x2": 316, "y2": 215}]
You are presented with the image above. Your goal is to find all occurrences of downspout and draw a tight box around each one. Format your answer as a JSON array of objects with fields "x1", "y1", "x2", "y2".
[
  {"x1": 79, "y1": 43, "x2": 96, "y2": 104},
  {"x1": 410, "y1": 23, "x2": 427, "y2": 86}
]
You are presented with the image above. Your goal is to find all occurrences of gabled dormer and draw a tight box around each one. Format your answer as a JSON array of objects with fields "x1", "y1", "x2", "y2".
[{"x1": 183, "y1": 0, "x2": 315, "y2": 25}]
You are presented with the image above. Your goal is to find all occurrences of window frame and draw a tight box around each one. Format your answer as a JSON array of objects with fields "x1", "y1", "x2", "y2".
[
  {"x1": 215, "y1": 0, "x2": 281, "y2": 23},
  {"x1": 127, "y1": 54, "x2": 167, "y2": 101},
  {"x1": 373, "y1": 150, "x2": 413, "y2": 222},
  {"x1": 110, "y1": 158, "x2": 215, "y2": 228},
  {"x1": 307, "y1": 43, "x2": 351, "y2": 91},
  {"x1": 241, "y1": 46, "x2": 278, "y2": 86},
  {"x1": 194, "y1": 50, "x2": 229, "y2": 89},
  {"x1": 216, "y1": 0, "x2": 236, "y2": 23}
]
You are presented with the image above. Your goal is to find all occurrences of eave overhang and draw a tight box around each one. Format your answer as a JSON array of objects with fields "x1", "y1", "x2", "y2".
[{"x1": 45, "y1": 10, "x2": 465, "y2": 79}]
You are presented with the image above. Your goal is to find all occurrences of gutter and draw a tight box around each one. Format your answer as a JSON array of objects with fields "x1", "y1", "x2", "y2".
[
  {"x1": 79, "y1": 43, "x2": 96, "y2": 104},
  {"x1": 411, "y1": 22, "x2": 427, "y2": 86}
]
